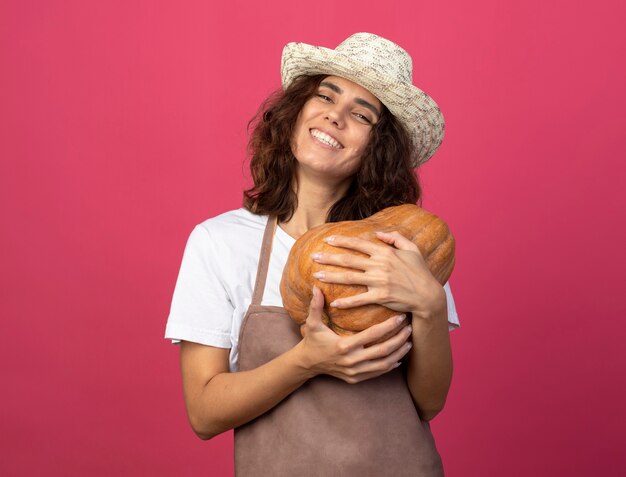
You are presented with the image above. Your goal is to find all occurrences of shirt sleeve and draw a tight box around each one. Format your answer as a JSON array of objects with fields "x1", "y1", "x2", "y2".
[
  {"x1": 164, "y1": 224, "x2": 234, "y2": 348},
  {"x1": 443, "y1": 281, "x2": 460, "y2": 332}
]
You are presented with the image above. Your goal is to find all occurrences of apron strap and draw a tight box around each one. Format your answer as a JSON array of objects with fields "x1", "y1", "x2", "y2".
[{"x1": 251, "y1": 215, "x2": 278, "y2": 306}]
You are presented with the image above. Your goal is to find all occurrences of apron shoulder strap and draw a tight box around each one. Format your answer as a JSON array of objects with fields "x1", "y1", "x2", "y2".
[{"x1": 251, "y1": 215, "x2": 278, "y2": 306}]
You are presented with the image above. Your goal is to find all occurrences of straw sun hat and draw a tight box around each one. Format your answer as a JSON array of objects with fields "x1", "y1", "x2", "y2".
[{"x1": 281, "y1": 32, "x2": 445, "y2": 167}]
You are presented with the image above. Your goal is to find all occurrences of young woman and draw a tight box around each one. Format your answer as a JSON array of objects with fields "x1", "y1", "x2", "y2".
[{"x1": 165, "y1": 33, "x2": 460, "y2": 476}]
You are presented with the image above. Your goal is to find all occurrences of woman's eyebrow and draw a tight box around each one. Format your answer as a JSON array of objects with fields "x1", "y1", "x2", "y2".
[
  {"x1": 354, "y1": 98, "x2": 381, "y2": 118},
  {"x1": 319, "y1": 81, "x2": 381, "y2": 117},
  {"x1": 319, "y1": 81, "x2": 342, "y2": 94}
]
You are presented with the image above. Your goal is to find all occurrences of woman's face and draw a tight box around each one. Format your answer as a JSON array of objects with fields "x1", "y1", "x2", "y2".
[{"x1": 291, "y1": 75, "x2": 382, "y2": 183}]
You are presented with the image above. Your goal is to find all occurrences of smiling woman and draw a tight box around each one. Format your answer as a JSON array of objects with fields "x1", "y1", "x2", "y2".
[
  {"x1": 165, "y1": 32, "x2": 460, "y2": 476},
  {"x1": 290, "y1": 76, "x2": 382, "y2": 186},
  {"x1": 245, "y1": 72, "x2": 419, "y2": 224}
]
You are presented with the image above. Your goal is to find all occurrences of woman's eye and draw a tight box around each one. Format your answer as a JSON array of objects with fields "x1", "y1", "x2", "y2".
[
  {"x1": 317, "y1": 94, "x2": 332, "y2": 102},
  {"x1": 354, "y1": 113, "x2": 372, "y2": 124}
]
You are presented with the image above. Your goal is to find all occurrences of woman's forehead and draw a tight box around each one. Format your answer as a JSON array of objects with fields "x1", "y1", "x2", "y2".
[{"x1": 320, "y1": 75, "x2": 382, "y2": 107}]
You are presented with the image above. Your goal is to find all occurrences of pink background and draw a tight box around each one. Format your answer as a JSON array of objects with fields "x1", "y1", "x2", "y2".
[{"x1": 1, "y1": 0, "x2": 625, "y2": 475}]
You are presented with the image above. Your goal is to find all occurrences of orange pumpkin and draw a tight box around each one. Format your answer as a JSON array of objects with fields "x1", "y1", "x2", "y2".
[{"x1": 279, "y1": 204, "x2": 455, "y2": 336}]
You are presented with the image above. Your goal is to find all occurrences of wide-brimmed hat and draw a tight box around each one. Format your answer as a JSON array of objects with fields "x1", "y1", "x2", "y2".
[{"x1": 281, "y1": 32, "x2": 445, "y2": 167}]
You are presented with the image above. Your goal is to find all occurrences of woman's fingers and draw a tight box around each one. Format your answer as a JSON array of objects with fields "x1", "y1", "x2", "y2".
[
  {"x1": 322, "y1": 234, "x2": 380, "y2": 255},
  {"x1": 333, "y1": 338, "x2": 412, "y2": 383},
  {"x1": 321, "y1": 232, "x2": 418, "y2": 255},
  {"x1": 309, "y1": 230, "x2": 431, "y2": 313},
  {"x1": 328, "y1": 290, "x2": 381, "y2": 309},
  {"x1": 311, "y1": 251, "x2": 371, "y2": 271},
  {"x1": 340, "y1": 313, "x2": 407, "y2": 350},
  {"x1": 300, "y1": 296, "x2": 413, "y2": 383},
  {"x1": 305, "y1": 285, "x2": 326, "y2": 329},
  {"x1": 313, "y1": 269, "x2": 377, "y2": 286},
  {"x1": 342, "y1": 323, "x2": 412, "y2": 365},
  {"x1": 374, "y1": 230, "x2": 421, "y2": 254}
]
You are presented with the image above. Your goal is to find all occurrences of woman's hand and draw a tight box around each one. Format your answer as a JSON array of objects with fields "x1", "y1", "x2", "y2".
[
  {"x1": 307, "y1": 232, "x2": 453, "y2": 419},
  {"x1": 311, "y1": 231, "x2": 447, "y2": 325},
  {"x1": 295, "y1": 286, "x2": 413, "y2": 384}
]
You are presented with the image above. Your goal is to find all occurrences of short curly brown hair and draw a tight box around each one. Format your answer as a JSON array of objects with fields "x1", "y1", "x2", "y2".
[{"x1": 243, "y1": 74, "x2": 422, "y2": 223}]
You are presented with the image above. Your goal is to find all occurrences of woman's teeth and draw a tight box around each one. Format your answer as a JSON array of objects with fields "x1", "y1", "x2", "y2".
[{"x1": 311, "y1": 129, "x2": 342, "y2": 149}]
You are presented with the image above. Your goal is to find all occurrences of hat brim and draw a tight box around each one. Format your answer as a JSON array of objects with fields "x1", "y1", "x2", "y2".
[{"x1": 281, "y1": 41, "x2": 445, "y2": 166}]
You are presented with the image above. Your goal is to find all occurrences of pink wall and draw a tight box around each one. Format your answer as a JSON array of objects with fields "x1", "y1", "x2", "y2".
[{"x1": 1, "y1": 1, "x2": 624, "y2": 475}]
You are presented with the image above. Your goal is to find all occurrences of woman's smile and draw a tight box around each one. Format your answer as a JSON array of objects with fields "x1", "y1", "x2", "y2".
[{"x1": 309, "y1": 128, "x2": 344, "y2": 149}]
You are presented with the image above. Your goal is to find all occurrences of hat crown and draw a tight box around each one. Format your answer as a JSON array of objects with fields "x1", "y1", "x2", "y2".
[{"x1": 334, "y1": 32, "x2": 413, "y2": 84}]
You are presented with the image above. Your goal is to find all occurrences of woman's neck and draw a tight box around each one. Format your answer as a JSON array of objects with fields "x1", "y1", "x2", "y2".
[{"x1": 278, "y1": 174, "x2": 349, "y2": 240}]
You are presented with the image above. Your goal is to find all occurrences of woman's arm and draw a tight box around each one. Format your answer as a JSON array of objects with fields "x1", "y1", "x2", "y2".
[
  {"x1": 180, "y1": 287, "x2": 412, "y2": 440},
  {"x1": 309, "y1": 231, "x2": 454, "y2": 421},
  {"x1": 405, "y1": 287, "x2": 453, "y2": 421},
  {"x1": 180, "y1": 340, "x2": 310, "y2": 440}
]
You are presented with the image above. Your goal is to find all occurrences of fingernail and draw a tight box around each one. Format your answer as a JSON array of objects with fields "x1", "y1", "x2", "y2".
[
  {"x1": 395, "y1": 314, "x2": 406, "y2": 324},
  {"x1": 394, "y1": 362, "x2": 402, "y2": 368},
  {"x1": 406, "y1": 325, "x2": 412, "y2": 334},
  {"x1": 310, "y1": 252, "x2": 322, "y2": 260},
  {"x1": 405, "y1": 342, "x2": 413, "y2": 350},
  {"x1": 330, "y1": 300, "x2": 340, "y2": 307},
  {"x1": 313, "y1": 271, "x2": 325, "y2": 279},
  {"x1": 323, "y1": 236, "x2": 335, "y2": 243}
]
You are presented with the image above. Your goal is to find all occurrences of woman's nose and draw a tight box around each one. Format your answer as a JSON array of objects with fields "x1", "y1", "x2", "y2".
[{"x1": 325, "y1": 105, "x2": 345, "y2": 128}]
